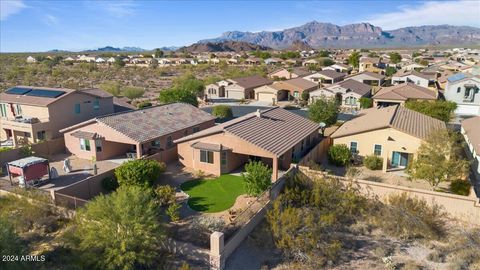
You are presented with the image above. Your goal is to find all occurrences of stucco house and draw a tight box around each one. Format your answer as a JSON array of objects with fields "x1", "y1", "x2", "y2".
[
  {"x1": 348, "y1": 71, "x2": 385, "y2": 87},
  {"x1": 268, "y1": 77, "x2": 318, "y2": 100},
  {"x1": 175, "y1": 107, "x2": 320, "y2": 180},
  {"x1": 225, "y1": 75, "x2": 272, "y2": 100},
  {"x1": 391, "y1": 70, "x2": 438, "y2": 89},
  {"x1": 310, "y1": 79, "x2": 372, "y2": 109},
  {"x1": 444, "y1": 73, "x2": 480, "y2": 116},
  {"x1": 61, "y1": 103, "x2": 216, "y2": 163},
  {"x1": 323, "y1": 63, "x2": 352, "y2": 74},
  {"x1": 268, "y1": 67, "x2": 310, "y2": 80},
  {"x1": 331, "y1": 105, "x2": 446, "y2": 172},
  {"x1": 373, "y1": 83, "x2": 438, "y2": 107},
  {"x1": 204, "y1": 80, "x2": 233, "y2": 99},
  {"x1": 0, "y1": 86, "x2": 115, "y2": 147},
  {"x1": 461, "y1": 116, "x2": 480, "y2": 183},
  {"x1": 304, "y1": 70, "x2": 346, "y2": 85},
  {"x1": 359, "y1": 57, "x2": 385, "y2": 74}
]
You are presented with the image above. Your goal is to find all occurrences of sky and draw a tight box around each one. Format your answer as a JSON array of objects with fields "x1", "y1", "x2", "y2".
[{"x1": 1, "y1": 0, "x2": 479, "y2": 52}]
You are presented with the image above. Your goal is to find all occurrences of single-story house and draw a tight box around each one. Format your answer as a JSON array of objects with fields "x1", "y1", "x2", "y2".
[
  {"x1": 245, "y1": 57, "x2": 261, "y2": 65},
  {"x1": 269, "y1": 77, "x2": 318, "y2": 99},
  {"x1": 61, "y1": 103, "x2": 216, "y2": 163},
  {"x1": 175, "y1": 107, "x2": 320, "y2": 180},
  {"x1": 331, "y1": 105, "x2": 446, "y2": 172},
  {"x1": 348, "y1": 71, "x2": 385, "y2": 87},
  {"x1": 304, "y1": 70, "x2": 346, "y2": 85},
  {"x1": 323, "y1": 63, "x2": 352, "y2": 74},
  {"x1": 204, "y1": 80, "x2": 233, "y2": 99},
  {"x1": 264, "y1": 58, "x2": 283, "y2": 65},
  {"x1": 310, "y1": 79, "x2": 372, "y2": 108},
  {"x1": 268, "y1": 67, "x2": 310, "y2": 80},
  {"x1": 225, "y1": 75, "x2": 272, "y2": 99},
  {"x1": 391, "y1": 70, "x2": 437, "y2": 89},
  {"x1": 461, "y1": 116, "x2": 480, "y2": 183},
  {"x1": 373, "y1": 83, "x2": 438, "y2": 107},
  {"x1": 253, "y1": 85, "x2": 288, "y2": 104}
]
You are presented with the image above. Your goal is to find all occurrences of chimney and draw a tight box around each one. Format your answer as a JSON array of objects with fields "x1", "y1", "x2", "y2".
[{"x1": 255, "y1": 109, "x2": 262, "y2": 118}]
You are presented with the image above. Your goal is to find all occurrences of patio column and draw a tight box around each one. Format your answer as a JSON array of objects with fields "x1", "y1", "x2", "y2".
[
  {"x1": 272, "y1": 157, "x2": 279, "y2": 181},
  {"x1": 382, "y1": 150, "x2": 388, "y2": 172},
  {"x1": 136, "y1": 143, "x2": 142, "y2": 159}
]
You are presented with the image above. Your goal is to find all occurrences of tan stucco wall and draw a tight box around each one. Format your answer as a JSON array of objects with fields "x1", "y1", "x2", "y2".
[{"x1": 332, "y1": 127, "x2": 423, "y2": 171}]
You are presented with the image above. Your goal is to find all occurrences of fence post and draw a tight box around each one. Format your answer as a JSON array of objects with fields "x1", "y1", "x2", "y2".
[
  {"x1": 50, "y1": 190, "x2": 56, "y2": 205},
  {"x1": 209, "y1": 232, "x2": 225, "y2": 270}
]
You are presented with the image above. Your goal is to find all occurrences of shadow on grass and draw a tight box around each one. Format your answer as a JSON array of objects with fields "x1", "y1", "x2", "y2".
[{"x1": 187, "y1": 196, "x2": 215, "y2": 212}]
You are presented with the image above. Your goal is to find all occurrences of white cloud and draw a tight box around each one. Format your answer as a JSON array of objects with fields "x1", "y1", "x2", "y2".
[
  {"x1": 366, "y1": 0, "x2": 480, "y2": 30},
  {"x1": 44, "y1": 14, "x2": 58, "y2": 26},
  {"x1": 0, "y1": 0, "x2": 28, "y2": 20},
  {"x1": 96, "y1": 0, "x2": 136, "y2": 18}
]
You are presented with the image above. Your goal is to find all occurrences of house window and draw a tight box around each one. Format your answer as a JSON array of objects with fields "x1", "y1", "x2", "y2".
[
  {"x1": 24, "y1": 132, "x2": 31, "y2": 138},
  {"x1": 0, "y1": 104, "x2": 7, "y2": 117},
  {"x1": 74, "y1": 103, "x2": 81, "y2": 114},
  {"x1": 457, "y1": 87, "x2": 461, "y2": 93},
  {"x1": 36, "y1": 131, "x2": 46, "y2": 141},
  {"x1": 93, "y1": 98, "x2": 100, "y2": 110},
  {"x1": 221, "y1": 151, "x2": 227, "y2": 166},
  {"x1": 166, "y1": 136, "x2": 173, "y2": 149},
  {"x1": 200, "y1": 150, "x2": 214, "y2": 164},
  {"x1": 151, "y1": 139, "x2": 160, "y2": 147},
  {"x1": 350, "y1": 142, "x2": 358, "y2": 154},
  {"x1": 193, "y1": 126, "x2": 200, "y2": 133},
  {"x1": 15, "y1": 104, "x2": 22, "y2": 115},
  {"x1": 95, "y1": 140, "x2": 102, "y2": 152},
  {"x1": 80, "y1": 139, "x2": 90, "y2": 151},
  {"x1": 374, "y1": 144, "x2": 382, "y2": 156},
  {"x1": 346, "y1": 97, "x2": 357, "y2": 105}
]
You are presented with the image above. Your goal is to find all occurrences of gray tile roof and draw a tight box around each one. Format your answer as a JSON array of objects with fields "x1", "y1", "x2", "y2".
[
  {"x1": 230, "y1": 75, "x2": 272, "y2": 89},
  {"x1": 331, "y1": 105, "x2": 445, "y2": 140},
  {"x1": 97, "y1": 103, "x2": 215, "y2": 143},
  {"x1": 318, "y1": 70, "x2": 346, "y2": 79},
  {"x1": 176, "y1": 107, "x2": 319, "y2": 156},
  {"x1": 337, "y1": 79, "x2": 372, "y2": 96}
]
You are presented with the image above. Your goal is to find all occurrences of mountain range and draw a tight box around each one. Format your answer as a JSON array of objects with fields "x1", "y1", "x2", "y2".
[
  {"x1": 179, "y1": 41, "x2": 271, "y2": 53},
  {"x1": 199, "y1": 21, "x2": 480, "y2": 49}
]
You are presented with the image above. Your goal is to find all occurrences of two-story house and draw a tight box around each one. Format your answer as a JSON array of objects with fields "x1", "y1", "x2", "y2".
[
  {"x1": 444, "y1": 73, "x2": 480, "y2": 116},
  {"x1": 0, "y1": 86, "x2": 115, "y2": 147}
]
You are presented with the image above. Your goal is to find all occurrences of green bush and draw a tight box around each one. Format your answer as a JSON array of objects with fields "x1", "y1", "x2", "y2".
[
  {"x1": 211, "y1": 105, "x2": 233, "y2": 119},
  {"x1": 122, "y1": 86, "x2": 145, "y2": 100},
  {"x1": 449, "y1": 180, "x2": 471, "y2": 196},
  {"x1": 166, "y1": 202, "x2": 181, "y2": 222},
  {"x1": 154, "y1": 185, "x2": 176, "y2": 206},
  {"x1": 359, "y1": 97, "x2": 373, "y2": 109},
  {"x1": 114, "y1": 159, "x2": 165, "y2": 189},
  {"x1": 101, "y1": 177, "x2": 119, "y2": 192},
  {"x1": 363, "y1": 155, "x2": 383, "y2": 170},
  {"x1": 242, "y1": 160, "x2": 272, "y2": 196},
  {"x1": 0, "y1": 147, "x2": 12, "y2": 152},
  {"x1": 301, "y1": 91, "x2": 310, "y2": 101},
  {"x1": 136, "y1": 101, "x2": 152, "y2": 109},
  {"x1": 373, "y1": 193, "x2": 445, "y2": 239},
  {"x1": 327, "y1": 144, "x2": 351, "y2": 166}
]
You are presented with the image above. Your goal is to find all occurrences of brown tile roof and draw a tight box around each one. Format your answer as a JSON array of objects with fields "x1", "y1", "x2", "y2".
[
  {"x1": 191, "y1": 142, "x2": 230, "y2": 152},
  {"x1": 230, "y1": 75, "x2": 272, "y2": 89},
  {"x1": 462, "y1": 116, "x2": 480, "y2": 155},
  {"x1": 337, "y1": 79, "x2": 372, "y2": 96},
  {"x1": 275, "y1": 77, "x2": 318, "y2": 91},
  {"x1": 96, "y1": 103, "x2": 215, "y2": 143},
  {"x1": 71, "y1": 130, "x2": 103, "y2": 140},
  {"x1": 292, "y1": 67, "x2": 311, "y2": 77},
  {"x1": 175, "y1": 107, "x2": 319, "y2": 156},
  {"x1": 350, "y1": 71, "x2": 385, "y2": 81},
  {"x1": 373, "y1": 83, "x2": 437, "y2": 101},
  {"x1": 318, "y1": 70, "x2": 346, "y2": 79},
  {"x1": 331, "y1": 105, "x2": 445, "y2": 140},
  {"x1": 395, "y1": 70, "x2": 436, "y2": 80}
]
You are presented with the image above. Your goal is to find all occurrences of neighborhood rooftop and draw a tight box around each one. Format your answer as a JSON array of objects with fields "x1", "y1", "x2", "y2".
[
  {"x1": 331, "y1": 105, "x2": 446, "y2": 140},
  {"x1": 336, "y1": 79, "x2": 372, "y2": 96},
  {"x1": 462, "y1": 116, "x2": 480, "y2": 156},
  {"x1": 176, "y1": 107, "x2": 319, "y2": 156},
  {"x1": 231, "y1": 75, "x2": 272, "y2": 89},
  {"x1": 373, "y1": 83, "x2": 437, "y2": 101}
]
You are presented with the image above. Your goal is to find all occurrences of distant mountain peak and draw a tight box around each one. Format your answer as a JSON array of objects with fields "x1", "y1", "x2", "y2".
[{"x1": 200, "y1": 21, "x2": 480, "y2": 49}]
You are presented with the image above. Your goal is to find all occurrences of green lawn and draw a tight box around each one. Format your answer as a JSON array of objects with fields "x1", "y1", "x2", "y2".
[{"x1": 180, "y1": 174, "x2": 246, "y2": 213}]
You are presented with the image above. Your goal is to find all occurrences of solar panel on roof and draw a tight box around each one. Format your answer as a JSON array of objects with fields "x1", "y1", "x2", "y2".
[
  {"x1": 25, "y1": 89, "x2": 66, "y2": 98},
  {"x1": 448, "y1": 73, "x2": 466, "y2": 82},
  {"x1": 5, "y1": 87, "x2": 32, "y2": 95}
]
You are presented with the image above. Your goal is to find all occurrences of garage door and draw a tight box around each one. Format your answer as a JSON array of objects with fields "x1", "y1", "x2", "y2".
[
  {"x1": 257, "y1": 92, "x2": 275, "y2": 102},
  {"x1": 456, "y1": 105, "x2": 480, "y2": 116},
  {"x1": 227, "y1": 90, "x2": 245, "y2": 100}
]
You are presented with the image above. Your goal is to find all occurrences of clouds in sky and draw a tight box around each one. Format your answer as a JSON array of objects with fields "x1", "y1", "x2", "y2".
[
  {"x1": 94, "y1": 0, "x2": 137, "y2": 18},
  {"x1": 0, "y1": 0, "x2": 28, "y2": 20},
  {"x1": 367, "y1": 0, "x2": 480, "y2": 29}
]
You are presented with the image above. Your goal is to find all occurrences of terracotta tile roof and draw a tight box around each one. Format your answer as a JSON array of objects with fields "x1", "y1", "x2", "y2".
[
  {"x1": 462, "y1": 116, "x2": 480, "y2": 155},
  {"x1": 291, "y1": 67, "x2": 311, "y2": 77},
  {"x1": 191, "y1": 142, "x2": 230, "y2": 152},
  {"x1": 175, "y1": 107, "x2": 319, "y2": 156},
  {"x1": 230, "y1": 75, "x2": 272, "y2": 89},
  {"x1": 96, "y1": 103, "x2": 215, "y2": 143},
  {"x1": 373, "y1": 83, "x2": 437, "y2": 101},
  {"x1": 275, "y1": 77, "x2": 318, "y2": 91},
  {"x1": 331, "y1": 105, "x2": 445, "y2": 140},
  {"x1": 318, "y1": 70, "x2": 346, "y2": 79}
]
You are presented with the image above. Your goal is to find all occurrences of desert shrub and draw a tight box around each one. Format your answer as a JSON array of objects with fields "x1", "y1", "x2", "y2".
[
  {"x1": 166, "y1": 202, "x2": 181, "y2": 222},
  {"x1": 211, "y1": 105, "x2": 233, "y2": 119},
  {"x1": 136, "y1": 101, "x2": 152, "y2": 109},
  {"x1": 242, "y1": 160, "x2": 272, "y2": 196},
  {"x1": 433, "y1": 229, "x2": 480, "y2": 269},
  {"x1": 114, "y1": 159, "x2": 165, "y2": 189},
  {"x1": 363, "y1": 155, "x2": 383, "y2": 170},
  {"x1": 449, "y1": 179, "x2": 471, "y2": 196},
  {"x1": 0, "y1": 147, "x2": 12, "y2": 152},
  {"x1": 373, "y1": 193, "x2": 445, "y2": 239},
  {"x1": 101, "y1": 176, "x2": 118, "y2": 192},
  {"x1": 122, "y1": 86, "x2": 145, "y2": 99},
  {"x1": 154, "y1": 185, "x2": 176, "y2": 206},
  {"x1": 301, "y1": 91, "x2": 310, "y2": 101},
  {"x1": 0, "y1": 217, "x2": 25, "y2": 257},
  {"x1": 191, "y1": 216, "x2": 225, "y2": 233},
  {"x1": 327, "y1": 144, "x2": 351, "y2": 166},
  {"x1": 401, "y1": 260, "x2": 423, "y2": 270},
  {"x1": 359, "y1": 97, "x2": 373, "y2": 109}
]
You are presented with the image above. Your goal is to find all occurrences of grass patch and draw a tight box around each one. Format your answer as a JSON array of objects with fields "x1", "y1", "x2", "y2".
[{"x1": 181, "y1": 174, "x2": 246, "y2": 213}]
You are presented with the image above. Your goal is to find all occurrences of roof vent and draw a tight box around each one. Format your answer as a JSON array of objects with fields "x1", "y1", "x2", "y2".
[{"x1": 255, "y1": 109, "x2": 262, "y2": 118}]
